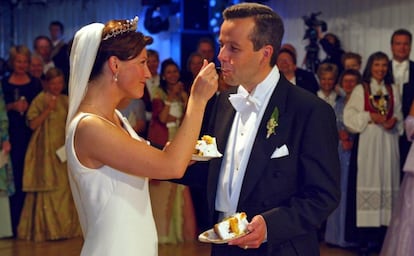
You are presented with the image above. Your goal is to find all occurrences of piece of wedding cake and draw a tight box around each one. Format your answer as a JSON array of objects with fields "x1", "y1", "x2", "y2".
[
  {"x1": 194, "y1": 135, "x2": 222, "y2": 157},
  {"x1": 213, "y1": 212, "x2": 249, "y2": 240}
]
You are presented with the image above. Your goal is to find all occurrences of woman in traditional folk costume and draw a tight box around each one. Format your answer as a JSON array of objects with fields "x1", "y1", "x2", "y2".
[{"x1": 344, "y1": 51, "x2": 403, "y2": 253}]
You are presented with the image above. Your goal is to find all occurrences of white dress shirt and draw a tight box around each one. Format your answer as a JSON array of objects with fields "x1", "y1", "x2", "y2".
[
  {"x1": 392, "y1": 59, "x2": 409, "y2": 96},
  {"x1": 146, "y1": 75, "x2": 160, "y2": 100},
  {"x1": 215, "y1": 66, "x2": 280, "y2": 219},
  {"x1": 288, "y1": 76, "x2": 296, "y2": 85},
  {"x1": 317, "y1": 90, "x2": 337, "y2": 108},
  {"x1": 145, "y1": 75, "x2": 160, "y2": 121}
]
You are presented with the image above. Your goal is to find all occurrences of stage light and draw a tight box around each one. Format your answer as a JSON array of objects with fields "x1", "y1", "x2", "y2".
[{"x1": 144, "y1": 6, "x2": 170, "y2": 34}]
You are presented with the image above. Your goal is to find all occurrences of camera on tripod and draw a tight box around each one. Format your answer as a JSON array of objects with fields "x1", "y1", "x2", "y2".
[
  {"x1": 303, "y1": 12, "x2": 327, "y2": 41},
  {"x1": 302, "y1": 12, "x2": 327, "y2": 73}
]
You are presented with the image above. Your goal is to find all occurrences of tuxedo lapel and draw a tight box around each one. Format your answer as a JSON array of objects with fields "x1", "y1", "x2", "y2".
[
  {"x1": 213, "y1": 89, "x2": 237, "y2": 151},
  {"x1": 238, "y1": 75, "x2": 291, "y2": 207},
  {"x1": 409, "y1": 61, "x2": 414, "y2": 83}
]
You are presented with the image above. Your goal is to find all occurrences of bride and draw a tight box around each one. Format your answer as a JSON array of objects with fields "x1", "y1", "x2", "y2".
[{"x1": 66, "y1": 17, "x2": 218, "y2": 256}]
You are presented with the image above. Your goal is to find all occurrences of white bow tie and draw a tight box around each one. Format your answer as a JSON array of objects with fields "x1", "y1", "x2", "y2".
[
  {"x1": 228, "y1": 93, "x2": 260, "y2": 114},
  {"x1": 394, "y1": 61, "x2": 407, "y2": 71}
]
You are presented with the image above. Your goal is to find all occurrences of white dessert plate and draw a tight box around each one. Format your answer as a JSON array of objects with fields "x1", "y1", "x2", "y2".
[
  {"x1": 191, "y1": 154, "x2": 222, "y2": 161},
  {"x1": 198, "y1": 228, "x2": 248, "y2": 244}
]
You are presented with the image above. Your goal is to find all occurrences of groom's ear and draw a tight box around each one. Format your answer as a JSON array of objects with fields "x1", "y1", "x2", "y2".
[{"x1": 262, "y1": 45, "x2": 273, "y2": 62}]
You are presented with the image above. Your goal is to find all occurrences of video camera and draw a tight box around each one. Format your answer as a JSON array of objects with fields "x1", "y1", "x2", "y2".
[
  {"x1": 302, "y1": 12, "x2": 327, "y2": 73},
  {"x1": 302, "y1": 12, "x2": 327, "y2": 42}
]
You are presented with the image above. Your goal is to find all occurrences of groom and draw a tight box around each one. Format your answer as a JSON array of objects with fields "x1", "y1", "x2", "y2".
[{"x1": 181, "y1": 3, "x2": 340, "y2": 256}]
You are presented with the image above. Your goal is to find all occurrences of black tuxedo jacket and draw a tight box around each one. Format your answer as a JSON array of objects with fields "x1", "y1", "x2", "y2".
[
  {"x1": 182, "y1": 75, "x2": 340, "y2": 256},
  {"x1": 52, "y1": 42, "x2": 70, "y2": 88},
  {"x1": 389, "y1": 60, "x2": 414, "y2": 118},
  {"x1": 295, "y1": 68, "x2": 319, "y2": 95},
  {"x1": 402, "y1": 61, "x2": 414, "y2": 118}
]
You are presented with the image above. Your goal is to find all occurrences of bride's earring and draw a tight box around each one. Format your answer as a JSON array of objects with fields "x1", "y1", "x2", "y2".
[{"x1": 113, "y1": 73, "x2": 118, "y2": 82}]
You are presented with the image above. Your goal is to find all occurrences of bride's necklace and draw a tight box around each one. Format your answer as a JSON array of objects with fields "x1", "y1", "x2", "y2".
[
  {"x1": 81, "y1": 103, "x2": 118, "y2": 126},
  {"x1": 82, "y1": 103, "x2": 129, "y2": 135}
]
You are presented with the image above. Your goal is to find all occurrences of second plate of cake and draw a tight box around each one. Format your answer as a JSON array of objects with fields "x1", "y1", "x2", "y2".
[
  {"x1": 198, "y1": 212, "x2": 249, "y2": 244},
  {"x1": 198, "y1": 227, "x2": 248, "y2": 244}
]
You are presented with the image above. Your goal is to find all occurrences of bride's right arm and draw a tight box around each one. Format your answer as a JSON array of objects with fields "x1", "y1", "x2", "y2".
[{"x1": 75, "y1": 61, "x2": 218, "y2": 179}]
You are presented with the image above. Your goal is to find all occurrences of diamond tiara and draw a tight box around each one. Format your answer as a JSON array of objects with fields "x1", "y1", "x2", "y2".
[{"x1": 102, "y1": 16, "x2": 139, "y2": 41}]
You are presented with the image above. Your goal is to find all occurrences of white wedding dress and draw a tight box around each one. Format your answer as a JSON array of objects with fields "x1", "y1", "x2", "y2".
[{"x1": 66, "y1": 111, "x2": 157, "y2": 256}]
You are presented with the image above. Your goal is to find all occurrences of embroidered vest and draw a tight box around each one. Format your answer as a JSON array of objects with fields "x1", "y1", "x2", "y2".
[{"x1": 363, "y1": 82, "x2": 394, "y2": 120}]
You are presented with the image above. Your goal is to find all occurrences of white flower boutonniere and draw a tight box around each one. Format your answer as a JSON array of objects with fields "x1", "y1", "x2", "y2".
[{"x1": 266, "y1": 107, "x2": 279, "y2": 139}]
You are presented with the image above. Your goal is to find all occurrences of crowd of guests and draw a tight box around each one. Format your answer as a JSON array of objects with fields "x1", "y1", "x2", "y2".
[
  {"x1": 0, "y1": 21, "x2": 222, "y2": 245},
  {"x1": 0, "y1": 20, "x2": 80, "y2": 241},
  {"x1": 0, "y1": 15, "x2": 413, "y2": 256}
]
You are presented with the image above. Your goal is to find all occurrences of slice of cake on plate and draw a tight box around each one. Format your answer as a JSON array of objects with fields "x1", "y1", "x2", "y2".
[
  {"x1": 194, "y1": 135, "x2": 222, "y2": 158},
  {"x1": 213, "y1": 212, "x2": 249, "y2": 240}
]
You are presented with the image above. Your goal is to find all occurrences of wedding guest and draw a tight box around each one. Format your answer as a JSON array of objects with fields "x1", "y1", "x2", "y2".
[
  {"x1": 316, "y1": 63, "x2": 339, "y2": 108},
  {"x1": 1, "y1": 45, "x2": 42, "y2": 236},
  {"x1": 143, "y1": 49, "x2": 160, "y2": 137},
  {"x1": 145, "y1": 49, "x2": 160, "y2": 101},
  {"x1": 148, "y1": 58, "x2": 188, "y2": 146},
  {"x1": 344, "y1": 51, "x2": 403, "y2": 254},
  {"x1": 276, "y1": 47, "x2": 319, "y2": 94},
  {"x1": 197, "y1": 37, "x2": 216, "y2": 64},
  {"x1": 48, "y1": 21, "x2": 70, "y2": 84},
  {"x1": 342, "y1": 52, "x2": 362, "y2": 71},
  {"x1": 33, "y1": 36, "x2": 55, "y2": 73},
  {"x1": 29, "y1": 54, "x2": 44, "y2": 80},
  {"x1": 0, "y1": 81, "x2": 13, "y2": 238},
  {"x1": 182, "y1": 52, "x2": 203, "y2": 93},
  {"x1": 324, "y1": 69, "x2": 361, "y2": 247},
  {"x1": 336, "y1": 52, "x2": 362, "y2": 97},
  {"x1": 17, "y1": 67, "x2": 81, "y2": 241},
  {"x1": 29, "y1": 54, "x2": 45, "y2": 90},
  {"x1": 390, "y1": 29, "x2": 414, "y2": 117},
  {"x1": 388, "y1": 29, "x2": 414, "y2": 179},
  {"x1": 318, "y1": 31, "x2": 345, "y2": 75},
  {"x1": 49, "y1": 21, "x2": 66, "y2": 58}
]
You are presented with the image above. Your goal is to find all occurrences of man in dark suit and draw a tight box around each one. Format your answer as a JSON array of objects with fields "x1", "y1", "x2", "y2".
[
  {"x1": 197, "y1": 37, "x2": 219, "y2": 66},
  {"x1": 49, "y1": 21, "x2": 70, "y2": 87},
  {"x1": 276, "y1": 47, "x2": 319, "y2": 94},
  {"x1": 33, "y1": 34, "x2": 69, "y2": 87},
  {"x1": 180, "y1": 3, "x2": 340, "y2": 255},
  {"x1": 389, "y1": 28, "x2": 414, "y2": 177}
]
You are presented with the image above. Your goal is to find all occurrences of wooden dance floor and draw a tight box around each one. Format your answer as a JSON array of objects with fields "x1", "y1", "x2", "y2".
[{"x1": 0, "y1": 236, "x2": 378, "y2": 256}]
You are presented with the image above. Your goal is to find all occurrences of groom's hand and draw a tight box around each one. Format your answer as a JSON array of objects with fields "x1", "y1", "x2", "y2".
[{"x1": 228, "y1": 214, "x2": 267, "y2": 249}]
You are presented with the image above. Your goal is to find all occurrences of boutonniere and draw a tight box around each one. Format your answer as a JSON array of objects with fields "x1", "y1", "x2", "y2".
[{"x1": 266, "y1": 107, "x2": 279, "y2": 139}]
